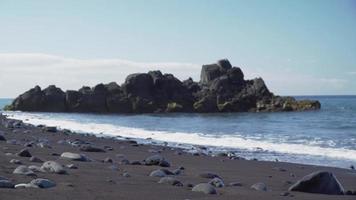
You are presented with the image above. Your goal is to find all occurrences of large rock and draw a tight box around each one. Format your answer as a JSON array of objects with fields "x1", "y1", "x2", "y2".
[
  {"x1": 288, "y1": 171, "x2": 345, "y2": 195},
  {"x1": 192, "y1": 183, "x2": 217, "y2": 194},
  {"x1": 8, "y1": 59, "x2": 321, "y2": 113},
  {"x1": 41, "y1": 161, "x2": 66, "y2": 174}
]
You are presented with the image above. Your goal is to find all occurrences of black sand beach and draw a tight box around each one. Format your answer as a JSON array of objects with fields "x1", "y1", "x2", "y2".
[{"x1": 0, "y1": 113, "x2": 355, "y2": 200}]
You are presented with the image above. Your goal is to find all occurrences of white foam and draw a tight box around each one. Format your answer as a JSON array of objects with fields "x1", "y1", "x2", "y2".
[{"x1": 5, "y1": 111, "x2": 356, "y2": 162}]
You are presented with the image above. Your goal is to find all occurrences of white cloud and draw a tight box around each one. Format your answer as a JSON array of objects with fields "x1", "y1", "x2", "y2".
[{"x1": 0, "y1": 53, "x2": 353, "y2": 97}]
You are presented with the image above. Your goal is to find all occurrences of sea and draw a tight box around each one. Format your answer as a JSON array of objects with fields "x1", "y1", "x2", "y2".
[{"x1": 1, "y1": 96, "x2": 355, "y2": 169}]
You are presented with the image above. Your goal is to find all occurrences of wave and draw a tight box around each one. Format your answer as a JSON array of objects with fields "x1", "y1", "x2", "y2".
[{"x1": 4, "y1": 111, "x2": 356, "y2": 165}]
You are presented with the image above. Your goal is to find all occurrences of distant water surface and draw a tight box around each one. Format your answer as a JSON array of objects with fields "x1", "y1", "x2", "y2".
[{"x1": 2, "y1": 96, "x2": 356, "y2": 169}]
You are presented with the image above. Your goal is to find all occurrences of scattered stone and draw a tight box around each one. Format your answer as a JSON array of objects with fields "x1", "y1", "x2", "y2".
[
  {"x1": 251, "y1": 182, "x2": 267, "y2": 191},
  {"x1": 41, "y1": 161, "x2": 66, "y2": 174},
  {"x1": 13, "y1": 165, "x2": 35, "y2": 176},
  {"x1": 158, "y1": 177, "x2": 183, "y2": 186},
  {"x1": 29, "y1": 156, "x2": 43, "y2": 163},
  {"x1": 144, "y1": 154, "x2": 170, "y2": 167},
  {"x1": 288, "y1": 171, "x2": 345, "y2": 195},
  {"x1": 10, "y1": 159, "x2": 22, "y2": 165},
  {"x1": 209, "y1": 177, "x2": 224, "y2": 188},
  {"x1": 30, "y1": 178, "x2": 56, "y2": 189},
  {"x1": 192, "y1": 183, "x2": 217, "y2": 194},
  {"x1": 79, "y1": 145, "x2": 105, "y2": 152},
  {"x1": 199, "y1": 172, "x2": 221, "y2": 179},
  {"x1": 61, "y1": 152, "x2": 89, "y2": 161},
  {"x1": 16, "y1": 148, "x2": 32, "y2": 157}
]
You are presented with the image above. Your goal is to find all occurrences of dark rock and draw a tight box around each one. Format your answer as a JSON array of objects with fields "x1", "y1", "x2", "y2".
[
  {"x1": 0, "y1": 180, "x2": 14, "y2": 188},
  {"x1": 16, "y1": 149, "x2": 32, "y2": 157},
  {"x1": 79, "y1": 145, "x2": 105, "y2": 152},
  {"x1": 192, "y1": 183, "x2": 217, "y2": 194},
  {"x1": 0, "y1": 135, "x2": 6, "y2": 141},
  {"x1": 288, "y1": 171, "x2": 345, "y2": 195},
  {"x1": 144, "y1": 155, "x2": 170, "y2": 167},
  {"x1": 30, "y1": 178, "x2": 56, "y2": 189},
  {"x1": 44, "y1": 126, "x2": 57, "y2": 132}
]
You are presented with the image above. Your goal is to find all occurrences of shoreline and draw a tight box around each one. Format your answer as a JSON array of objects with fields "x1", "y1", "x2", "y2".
[{"x1": 0, "y1": 113, "x2": 355, "y2": 199}]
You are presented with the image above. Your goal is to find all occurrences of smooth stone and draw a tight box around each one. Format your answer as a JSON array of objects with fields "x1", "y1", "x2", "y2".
[
  {"x1": 15, "y1": 183, "x2": 39, "y2": 189},
  {"x1": 29, "y1": 156, "x2": 43, "y2": 163},
  {"x1": 158, "y1": 177, "x2": 183, "y2": 186},
  {"x1": 144, "y1": 155, "x2": 170, "y2": 167},
  {"x1": 13, "y1": 165, "x2": 36, "y2": 176},
  {"x1": 251, "y1": 182, "x2": 267, "y2": 191},
  {"x1": 149, "y1": 169, "x2": 169, "y2": 177},
  {"x1": 16, "y1": 149, "x2": 32, "y2": 157},
  {"x1": 61, "y1": 152, "x2": 89, "y2": 161},
  {"x1": 192, "y1": 183, "x2": 217, "y2": 194},
  {"x1": 41, "y1": 161, "x2": 66, "y2": 174},
  {"x1": 28, "y1": 165, "x2": 45, "y2": 172},
  {"x1": 30, "y1": 178, "x2": 56, "y2": 188},
  {"x1": 10, "y1": 159, "x2": 22, "y2": 164},
  {"x1": 209, "y1": 177, "x2": 224, "y2": 188},
  {"x1": 0, "y1": 180, "x2": 14, "y2": 188},
  {"x1": 288, "y1": 171, "x2": 345, "y2": 195}
]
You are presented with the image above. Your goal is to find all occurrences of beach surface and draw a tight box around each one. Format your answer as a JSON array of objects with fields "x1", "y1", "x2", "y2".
[{"x1": 0, "y1": 114, "x2": 355, "y2": 200}]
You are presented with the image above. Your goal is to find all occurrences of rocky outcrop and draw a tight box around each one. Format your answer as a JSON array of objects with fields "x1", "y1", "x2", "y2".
[{"x1": 6, "y1": 59, "x2": 321, "y2": 113}]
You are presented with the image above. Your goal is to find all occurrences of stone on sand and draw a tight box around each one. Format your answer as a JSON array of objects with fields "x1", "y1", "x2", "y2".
[
  {"x1": 288, "y1": 171, "x2": 345, "y2": 195},
  {"x1": 251, "y1": 182, "x2": 267, "y2": 191},
  {"x1": 13, "y1": 165, "x2": 36, "y2": 176},
  {"x1": 41, "y1": 161, "x2": 66, "y2": 174},
  {"x1": 16, "y1": 148, "x2": 32, "y2": 157},
  {"x1": 61, "y1": 152, "x2": 89, "y2": 161},
  {"x1": 158, "y1": 177, "x2": 183, "y2": 186},
  {"x1": 192, "y1": 183, "x2": 217, "y2": 194}
]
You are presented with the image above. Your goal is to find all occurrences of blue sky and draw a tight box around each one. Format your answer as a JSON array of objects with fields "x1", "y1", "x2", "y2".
[{"x1": 0, "y1": 0, "x2": 355, "y2": 97}]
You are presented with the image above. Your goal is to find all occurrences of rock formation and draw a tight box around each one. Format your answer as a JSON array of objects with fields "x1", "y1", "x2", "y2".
[{"x1": 6, "y1": 59, "x2": 321, "y2": 113}]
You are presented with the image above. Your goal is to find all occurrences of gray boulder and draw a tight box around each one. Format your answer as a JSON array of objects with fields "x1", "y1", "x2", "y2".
[
  {"x1": 61, "y1": 152, "x2": 89, "y2": 161},
  {"x1": 41, "y1": 161, "x2": 66, "y2": 174},
  {"x1": 30, "y1": 178, "x2": 56, "y2": 189},
  {"x1": 16, "y1": 148, "x2": 32, "y2": 157},
  {"x1": 192, "y1": 183, "x2": 217, "y2": 194},
  {"x1": 288, "y1": 171, "x2": 345, "y2": 195}
]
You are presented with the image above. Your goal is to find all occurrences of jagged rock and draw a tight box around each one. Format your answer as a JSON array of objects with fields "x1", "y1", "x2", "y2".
[
  {"x1": 288, "y1": 171, "x2": 345, "y2": 195},
  {"x1": 16, "y1": 149, "x2": 32, "y2": 157},
  {"x1": 7, "y1": 59, "x2": 321, "y2": 114}
]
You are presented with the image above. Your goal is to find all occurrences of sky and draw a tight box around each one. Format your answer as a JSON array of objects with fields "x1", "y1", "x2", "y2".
[{"x1": 0, "y1": 0, "x2": 355, "y2": 98}]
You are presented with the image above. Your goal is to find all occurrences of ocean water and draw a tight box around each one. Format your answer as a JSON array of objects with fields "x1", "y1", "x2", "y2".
[{"x1": 1, "y1": 96, "x2": 356, "y2": 169}]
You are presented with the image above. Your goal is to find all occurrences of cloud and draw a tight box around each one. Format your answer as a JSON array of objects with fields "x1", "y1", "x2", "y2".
[{"x1": 0, "y1": 53, "x2": 353, "y2": 97}]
